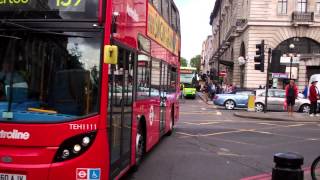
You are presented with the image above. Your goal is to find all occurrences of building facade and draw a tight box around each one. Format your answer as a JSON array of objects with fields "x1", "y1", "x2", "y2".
[
  {"x1": 201, "y1": 35, "x2": 213, "y2": 74},
  {"x1": 210, "y1": 0, "x2": 320, "y2": 90}
]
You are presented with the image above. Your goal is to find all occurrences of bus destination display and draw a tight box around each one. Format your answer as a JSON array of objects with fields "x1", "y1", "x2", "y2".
[{"x1": 0, "y1": 0, "x2": 86, "y2": 12}]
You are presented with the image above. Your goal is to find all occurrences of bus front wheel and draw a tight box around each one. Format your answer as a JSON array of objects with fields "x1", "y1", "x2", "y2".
[{"x1": 135, "y1": 123, "x2": 145, "y2": 168}]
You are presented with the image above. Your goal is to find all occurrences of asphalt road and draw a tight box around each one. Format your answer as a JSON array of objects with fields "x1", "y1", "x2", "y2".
[{"x1": 123, "y1": 97, "x2": 320, "y2": 180}]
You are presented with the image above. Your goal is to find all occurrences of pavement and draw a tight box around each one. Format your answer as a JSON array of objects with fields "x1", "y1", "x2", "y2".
[
  {"x1": 235, "y1": 111, "x2": 320, "y2": 122},
  {"x1": 197, "y1": 91, "x2": 319, "y2": 122},
  {"x1": 123, "y1": 97, "x2": 320, "y2": 180}
]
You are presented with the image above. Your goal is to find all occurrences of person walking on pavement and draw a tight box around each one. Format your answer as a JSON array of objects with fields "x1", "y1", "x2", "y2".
[
  {"x1": 302, "y1": 85, "x2": 308, "y2": 99},
  {"x1": 285, "y1": 80, "x2": 298, "y2": 117},
  {"x1": 309, "y1": 80, "x2": 319, "y2": 117}
]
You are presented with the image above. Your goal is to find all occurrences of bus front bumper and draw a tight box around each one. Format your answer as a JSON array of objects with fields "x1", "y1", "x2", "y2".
[{"x1": 0, "y1": 130, "x2": 109, "y2": 180}]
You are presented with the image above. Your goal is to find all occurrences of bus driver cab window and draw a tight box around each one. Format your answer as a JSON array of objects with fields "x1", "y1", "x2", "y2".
[{"x1": 0, "y1": 62, "x2": 28, "y2": 102}]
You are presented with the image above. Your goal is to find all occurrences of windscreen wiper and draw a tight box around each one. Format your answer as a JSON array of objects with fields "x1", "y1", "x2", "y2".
[
  {"x1": 0, "y1": 20, "x2": 93, "y2": 38},
  {"x1": 0, "y1": 34, "x2": 21, "y2": 40}
]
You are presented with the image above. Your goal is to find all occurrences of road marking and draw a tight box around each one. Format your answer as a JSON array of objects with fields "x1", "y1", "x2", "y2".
[
  {"x1": 252, "y1": 131, "x2": 273, "y2": 135},
  {"x1": 219, "y1": 148, "x2": 230, "y2": 152},
  {"x1": 287, "y1": 124, "x2": 305, "y2": 127},
  {"x1": 177, "y1": 129, "x2": 253, "y2": 138},
  {"x1": 199, "y1": 129, "x2": 252, "y2": 137},
  {"x1": 182, "y1": 122, "x2": 220, "y2": 126},
  {"x1": 216, "y1": 111, "x2": 222, "y2": 115},
  {"x1": 217, "y1": 152, "x2": 241, "y2": 157},
  {"x1": 201, "y1": 108, "x2": 207, "y2": 111},
  {"x1": 259, "y1": 122, "x2": 287, "y2": 127},
  {"x1": 176, "y1": 132, "x2": 196, "y2": 137}
]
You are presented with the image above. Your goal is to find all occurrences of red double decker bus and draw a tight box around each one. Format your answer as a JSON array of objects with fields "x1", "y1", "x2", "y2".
[{"x1": 0, "y1": 0, "x2": 181, "y2": 179}]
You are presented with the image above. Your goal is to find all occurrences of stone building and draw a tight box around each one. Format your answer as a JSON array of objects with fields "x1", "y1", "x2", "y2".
[
  {"x1": 210, "y1": 0, "x2": 320, "y2": 90},
  {"x1": 201, "y1": 35, "x2": 213, "y2": 74}
]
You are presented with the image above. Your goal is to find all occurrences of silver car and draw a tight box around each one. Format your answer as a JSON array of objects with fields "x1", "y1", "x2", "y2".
[{"x1": 255, "y1": 89, "x2": 310, "y2": 113}]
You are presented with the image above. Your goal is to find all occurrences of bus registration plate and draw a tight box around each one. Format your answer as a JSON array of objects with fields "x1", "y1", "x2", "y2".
[{"x1": 0, "y1": 173, "x2": 26, "y2": 180}]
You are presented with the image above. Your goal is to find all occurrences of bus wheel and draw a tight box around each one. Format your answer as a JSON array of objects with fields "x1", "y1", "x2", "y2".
[
  {"x1": 166, "y1": 110, "x2": 174, "y2": 136},
  {"x1": 135, "y1": 126, "x2": 145, "y2": 166}
]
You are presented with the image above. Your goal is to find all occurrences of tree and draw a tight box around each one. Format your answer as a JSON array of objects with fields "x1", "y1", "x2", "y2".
[
  {"x1": 180, "y1": 57, "x2": 188, "y2": 67},
  {"x1": 190, "y1": 55, "x2": 201, "y2": 71}
]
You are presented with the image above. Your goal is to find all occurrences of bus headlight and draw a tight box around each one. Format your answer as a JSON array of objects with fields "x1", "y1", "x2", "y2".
[
  {"x1": 73, "y1": 144, "x2": 82, "y2": 153},
  {"x1": 82, "y1": 136, "x2": 91, "y2": 147},
  {"x1": 53, "y1": 131, "x2": 97, "y2": 162}
]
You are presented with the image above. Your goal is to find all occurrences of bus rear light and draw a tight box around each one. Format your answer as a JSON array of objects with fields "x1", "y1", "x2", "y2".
[{"x1": 53, "y1": 131, "x2": 97, "y2": 163}]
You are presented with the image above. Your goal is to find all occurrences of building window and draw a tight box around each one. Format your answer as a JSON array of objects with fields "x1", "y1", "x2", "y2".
[
  {"x1": 316, "y1": 0, "x2": 320, "y2": 14},
  {"x1": 297, "y1": 0, "x2": 307, "y2": 13},
  {"x1": 277, "y1": 0, "x2": 287, "y2": 14}
]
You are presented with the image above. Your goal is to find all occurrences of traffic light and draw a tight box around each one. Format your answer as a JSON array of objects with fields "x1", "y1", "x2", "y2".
[{"x1": 254, "y1": 40, "x2": 265, "y2": 72}]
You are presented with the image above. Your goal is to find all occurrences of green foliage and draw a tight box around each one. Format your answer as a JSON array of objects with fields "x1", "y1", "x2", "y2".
[
  {"x1": 180, "y1": 57, "x2": 188, "y2": 67},
  {"x1": 190, "y1": 55, "x2": 201, "y2": 71}
]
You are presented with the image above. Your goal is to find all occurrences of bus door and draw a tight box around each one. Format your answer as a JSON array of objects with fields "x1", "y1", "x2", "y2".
[
  {"x1": 108, "y1": 47, "x2": 135, "y2": 179},
  {"x1": 159, "y1": 62, "x2": 168, "y2": 135}
]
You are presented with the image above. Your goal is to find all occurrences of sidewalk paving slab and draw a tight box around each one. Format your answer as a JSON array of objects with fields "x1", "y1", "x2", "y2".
[{"x1": 234, "y1": 111, "x2": 320, "y2": 122}]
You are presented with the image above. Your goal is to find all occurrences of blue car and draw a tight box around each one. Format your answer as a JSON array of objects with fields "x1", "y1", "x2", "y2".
[{"x1": 213, "y1": 91, "x2": 254, "y2": 110}]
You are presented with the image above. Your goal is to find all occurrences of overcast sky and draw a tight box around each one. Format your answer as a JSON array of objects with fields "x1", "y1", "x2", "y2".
[{"x1": 175, "y1": 0, "x2": 216, "y2": 61}]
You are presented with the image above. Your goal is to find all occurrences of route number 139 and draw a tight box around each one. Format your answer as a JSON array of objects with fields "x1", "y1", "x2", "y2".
[{"x1": 56, "y1": 0, "x2": 81, "y2": 7}]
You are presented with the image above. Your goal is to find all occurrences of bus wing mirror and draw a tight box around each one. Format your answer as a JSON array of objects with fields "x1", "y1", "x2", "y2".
[{"x1": 104, "y1": 45, "x2": 118, "y2": 64}]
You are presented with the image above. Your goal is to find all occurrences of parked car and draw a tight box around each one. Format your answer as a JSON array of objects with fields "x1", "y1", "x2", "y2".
[
  {"x1": 213, "y1": 90, "x2": 255, "y2": 110},
  {"x1": 255, "y1": 89, "x2": 310, "y2": 113}
]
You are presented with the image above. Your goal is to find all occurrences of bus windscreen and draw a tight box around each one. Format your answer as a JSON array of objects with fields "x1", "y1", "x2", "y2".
[
  {"x1": 0, "y1": 31, "x2": 102, "y2": 123},
  {"x1": 0, "y1": 0, "x2": 99, "y2": 19}
]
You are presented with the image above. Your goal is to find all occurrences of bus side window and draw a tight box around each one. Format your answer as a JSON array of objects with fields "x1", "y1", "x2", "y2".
[
  {"x1": 151, "y1": 59, "x2": 161, "y2": 97},
  {"x1": 170, "y1": 67, "x2": 177, "y2": 92},
  {"x1": 137, "y1": 54, "x2": 151, "y2": 99}
]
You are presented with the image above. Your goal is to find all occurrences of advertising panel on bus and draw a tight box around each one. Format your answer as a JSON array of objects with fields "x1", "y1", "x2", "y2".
[{"x1": 147, "y1": 3, "x2": 180, "y2": 56}]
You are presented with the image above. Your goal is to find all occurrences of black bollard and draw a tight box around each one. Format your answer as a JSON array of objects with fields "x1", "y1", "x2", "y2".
[{"x1": 272, "y1": 152, "x2": 304, "y2": 180}]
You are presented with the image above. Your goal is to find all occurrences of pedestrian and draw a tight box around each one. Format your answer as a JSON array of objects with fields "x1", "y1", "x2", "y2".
[
  {"x1": 302, "y1": 85, "x2": 308, "y2": 99},
  {"x1": 285, "y1": 80, "x2": 298, "y2": 117},
  {"x1": 309, "y1": 80, "x2": 319, "y2": 117},
  {"x1": 210, "y1": 81, "x2": 216, "y2": 99}
]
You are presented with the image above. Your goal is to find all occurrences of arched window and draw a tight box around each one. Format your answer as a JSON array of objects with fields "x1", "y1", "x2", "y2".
[
  {"x1": 277, "y1": 0, "x2": 287, "y2": 14},
  {"x1": 275, "y1": 37, "x2": 320, "y2": 54},
  {"x1": 297, "y1": 0, "x2": 307, "y2": 12}
]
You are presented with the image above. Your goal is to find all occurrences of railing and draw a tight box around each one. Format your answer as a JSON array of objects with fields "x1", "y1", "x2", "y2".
[{"x1": 292, "y1": 12, "x2": 314, "y2": 22}]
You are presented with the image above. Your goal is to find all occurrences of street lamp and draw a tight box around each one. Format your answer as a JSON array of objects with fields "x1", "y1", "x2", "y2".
[{"x1": 289, "y1": 43, "x2": 295, "y2": 80}]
